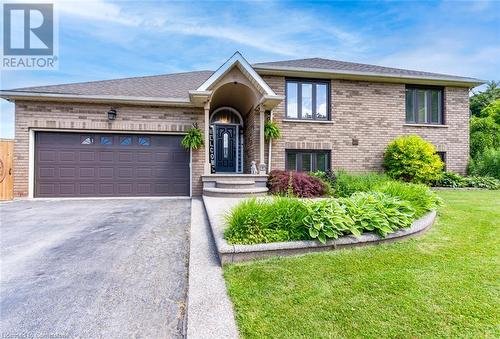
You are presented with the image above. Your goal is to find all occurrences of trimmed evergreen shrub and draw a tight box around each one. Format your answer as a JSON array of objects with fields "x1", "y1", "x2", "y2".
[{"x1": 383, "y1": 135, "x2": 444, "y2": 184}]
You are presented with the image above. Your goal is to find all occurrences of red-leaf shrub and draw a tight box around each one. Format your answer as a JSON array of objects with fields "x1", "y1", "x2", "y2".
[{"x1": 267, "y1": 170, "x2": 326, "y2": 197}]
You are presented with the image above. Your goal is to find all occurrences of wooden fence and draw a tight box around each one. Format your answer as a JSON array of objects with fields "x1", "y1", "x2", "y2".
[{"x1": 0, "y1": 139, "x2": 14, "y2": 200}]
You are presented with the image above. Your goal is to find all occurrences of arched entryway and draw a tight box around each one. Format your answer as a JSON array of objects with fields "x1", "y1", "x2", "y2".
[{"x1": 209, "y1": 107, "x2": 244, "y2": 173}]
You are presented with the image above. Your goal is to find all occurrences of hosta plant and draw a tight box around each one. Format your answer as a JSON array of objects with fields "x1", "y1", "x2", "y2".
[
  {"x1": 340, "y1": 192, "x2": 415, "y2": 237},
  {"x1": 302, "y1": 199, "x2": 354, "y2": 244}
]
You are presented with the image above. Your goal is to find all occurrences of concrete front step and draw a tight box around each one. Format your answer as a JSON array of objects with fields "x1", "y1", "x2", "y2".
[
  {"x1": 203, "y1": 187, "x2": 268, "y2": 197},
  {"x1": 216, "y1": 180, "x2": 256, "y2": 189},
  {"x1": 202, "y1": 174, "x2": 268, "y2": 188}
]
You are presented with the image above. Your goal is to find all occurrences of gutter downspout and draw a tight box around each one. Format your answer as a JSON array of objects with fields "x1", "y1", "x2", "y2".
[{"x1": 267, "y1": 111, "x2": 272, "y2": 172}]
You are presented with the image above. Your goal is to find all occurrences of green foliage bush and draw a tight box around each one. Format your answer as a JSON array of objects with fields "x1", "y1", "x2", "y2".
[
  {"x1": 468, "y1": 147, "x2": 500, "y2": 179},
  {"x1": 326, "y1": 171, "x2": 441, "y2": 217},
  {"x1": 340, "y1": 192, "x2": 415, "y2": 237},
  {"x1": 383, "y1": 135, "x2": 444, "y2": 183},
  {"x1": 433, "y1": 171, "x2": 468, "y2": 188},
  {"x1": 303, "y1": 199, "x2": 356, "y2": 243},
  {"x1": 465, "y1": 175, "x2": 500, "y2": 190},
  {"x1": 334, "y1": 171, "x2": 389, "y2": 197},
  {"x1": 375, "y1": 181, "x2": 441, "y2": 218},
  {"x1": 480, "y1": 99, "x2": 500, "y2": 124},
  {"x1": 225, "y1": 192, "x2": 419, "y2": 245},
  {"x1": 309, "y1": 170, "x2": 336, "y2": 196},
  {"x1": 469, "y1": 117, "x2": 500, "y2": 159},
  {"x1": 433, "y1": 171, "x2": 500, "y2": 190},
  {"x1": 224, "y1": 197, "x2": 308, "y2": 244}
]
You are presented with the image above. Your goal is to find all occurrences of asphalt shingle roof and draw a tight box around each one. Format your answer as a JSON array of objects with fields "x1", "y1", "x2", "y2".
[
  {"x1": 8, "y1": 70, "x2": 214, "y2": 100},
  {"x1": 4, "y1": 58, "x2": 482, "y2": 100},
  {"x1": 253, "y1": 58, "x2": 480, "y2": 82}
]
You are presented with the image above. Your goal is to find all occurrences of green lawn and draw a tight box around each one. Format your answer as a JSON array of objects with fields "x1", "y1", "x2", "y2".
[{"x1": 223, "y1": 190, "x2": 500, "y2": 338}]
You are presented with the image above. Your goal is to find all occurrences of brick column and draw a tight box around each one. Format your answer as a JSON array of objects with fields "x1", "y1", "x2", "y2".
[{"x1": 204, "y1": 102, "x2": 211, "y2": 174}]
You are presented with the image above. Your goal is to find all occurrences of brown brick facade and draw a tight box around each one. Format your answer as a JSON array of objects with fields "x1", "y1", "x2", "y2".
[
  {"x1": 13, "y1": 101, "x2": 205, "y2": 197},
  {"x1": 12, "y1": 77, "x2": 469, "y2": 198},
  {"x1": 243, "y1": 106, "x2": 261, "y2": 173},
  {"x1": 263, "y1": 75, "x2": 470, "y2": 174}
]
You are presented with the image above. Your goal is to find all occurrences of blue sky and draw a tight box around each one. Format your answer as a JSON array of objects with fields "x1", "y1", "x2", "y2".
[{"x1": 1, "y1": 0, "x2": 499, "y2": 138}]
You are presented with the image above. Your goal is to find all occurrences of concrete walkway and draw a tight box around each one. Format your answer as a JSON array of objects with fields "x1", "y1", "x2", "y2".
[{"x1": 187, "y1": 199, "x2": 239, "y2": 339}]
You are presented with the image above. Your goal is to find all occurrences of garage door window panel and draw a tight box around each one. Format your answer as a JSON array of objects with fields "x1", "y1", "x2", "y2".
[
  {"x1": 100, "y1": 136, "x2": 113, "y2": 145},
  {"x1": 81, "y1": 136, "x2": 94, "y2": 145}
]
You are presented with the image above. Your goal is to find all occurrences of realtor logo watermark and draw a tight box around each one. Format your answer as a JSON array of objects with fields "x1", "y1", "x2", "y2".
[{"x1": 1, "y1": 3, "x2": 58, "y2": 70}]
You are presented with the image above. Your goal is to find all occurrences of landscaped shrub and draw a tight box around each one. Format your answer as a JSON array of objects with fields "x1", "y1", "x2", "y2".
[
  {"x1": 433, "y1": 171, "x2": 500, "y2": 190},
  {"x1": 433, "y1": 171, "x2": 468, "y2": 188},
  {"x1": 334, "y1": 171, "x2": 390, "y2": 197},
  {"x1": 469, "y1": 147, "x2": 500, "y2": 179},
  {"x1": 267, "y1": 170, "x2": 326, "y2": 197},
  {"x1": 340, "y1": 192, "x2": 415, "y2": 237},
  {"x1": 224, "y1": 192, "x2": 420, "y2": 245},
  {"x1": 470, "y1": 117, "x2": 500, "y2": 159},
  {"x1": 383, "y1": 135, "x2": 444, "y2": 184},
  {"x1": 309, "y1": 170, "x2": 336, "y2": 196},
  {"x1": 374, "y1": 181, "x2": 441, "y2": 218},
  {"x1": 464, "y1": 175, "x2": 500, "y2": 190}
]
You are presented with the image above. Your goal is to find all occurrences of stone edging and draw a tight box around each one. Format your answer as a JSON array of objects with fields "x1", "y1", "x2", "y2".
[{"x1": 203, "y1": 196, "x2": 437, "y2": 264}]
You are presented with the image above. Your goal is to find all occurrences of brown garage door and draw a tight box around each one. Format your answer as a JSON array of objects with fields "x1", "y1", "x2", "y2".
[{"x1": 35, "y1": 132, "x2": 190, "y2": 197}]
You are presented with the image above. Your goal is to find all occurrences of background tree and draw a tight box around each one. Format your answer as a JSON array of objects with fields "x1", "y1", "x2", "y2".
[{"x1": 469, "y1": 81, "x2": 500, "y2": 117}]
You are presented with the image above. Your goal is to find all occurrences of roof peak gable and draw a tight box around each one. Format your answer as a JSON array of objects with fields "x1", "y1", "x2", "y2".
[{"x1": 196, "y1": 52, "x2": 276, "y2": 96}]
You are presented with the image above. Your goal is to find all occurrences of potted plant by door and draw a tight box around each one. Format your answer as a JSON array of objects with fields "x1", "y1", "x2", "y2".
[
  {"x1": 181, "y1": 123, "x2": 204, "y2": 150},
  {"x1": 264, "y1": 118, "x2": 281, "y2": 171}
]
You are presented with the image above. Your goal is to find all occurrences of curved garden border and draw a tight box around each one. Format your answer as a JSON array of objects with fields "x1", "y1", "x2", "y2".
[{"x1": 203, "y1": 196, "x2": 437, "y2": 264}]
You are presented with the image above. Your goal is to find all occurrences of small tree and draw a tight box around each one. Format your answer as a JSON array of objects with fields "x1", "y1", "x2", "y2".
[{"x1": 383, "y1": 135, "x2": 444, "y2": 184}]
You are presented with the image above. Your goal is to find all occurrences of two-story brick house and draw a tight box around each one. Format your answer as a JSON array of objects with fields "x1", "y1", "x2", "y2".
[{"x1": 0, "y1": 52, "x2": 483, "y2": 198}]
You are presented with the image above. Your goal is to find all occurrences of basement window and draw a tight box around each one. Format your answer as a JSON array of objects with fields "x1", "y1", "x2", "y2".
[{"x1": 286, "y1": 150, "x2": 330, "y2": 172}]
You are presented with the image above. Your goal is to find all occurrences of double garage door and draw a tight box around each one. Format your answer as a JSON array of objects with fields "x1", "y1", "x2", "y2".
[{"x1": 35, "y1": 132, "x2": 190, "y2": 197}]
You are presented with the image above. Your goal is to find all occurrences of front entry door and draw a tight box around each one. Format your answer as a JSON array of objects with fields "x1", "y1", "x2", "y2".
[{"x1": 215, "y1": 125, "x2": 236, "y2": 172}]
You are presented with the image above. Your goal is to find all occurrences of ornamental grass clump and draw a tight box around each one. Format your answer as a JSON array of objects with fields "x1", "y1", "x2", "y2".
[{"x1": 224, "y1": 197, "x2": 309, "y2": 244}]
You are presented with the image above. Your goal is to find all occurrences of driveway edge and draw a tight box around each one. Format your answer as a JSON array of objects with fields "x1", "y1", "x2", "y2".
[
  {"x1": 203, "y1": 196, "x2": 437, "y2": 264},
  {"x1": 186, "y1": 198, "x2": 239, "y2": 339}
]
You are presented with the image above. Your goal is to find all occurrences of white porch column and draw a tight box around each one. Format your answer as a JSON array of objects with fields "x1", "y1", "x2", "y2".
[
  {"x1": 259, "y1": 104, "x2": 266, "y2": 174},
  {"x1": 204, "y1": 102, "x2": 211, "y2": 174}
]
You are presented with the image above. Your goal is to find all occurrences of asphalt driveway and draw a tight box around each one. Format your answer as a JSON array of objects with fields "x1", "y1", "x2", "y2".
[{"x1": 0, "y1": 198, "x2": 191, "y2": 338}]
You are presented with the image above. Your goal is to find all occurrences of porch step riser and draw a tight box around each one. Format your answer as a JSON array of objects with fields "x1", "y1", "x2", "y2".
[
  {"x1": 203, "y1": 191, "x2": 268, "y2": 198},
  {"x1": 202, "y1": 175, "x2": 269, "y2": 190},
  {"x1": 202, "y1": 186, "x2": 269, "y2": 198},
  {"x1": 216, "y1": 182, "x2": 256, "y2": 189}
]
